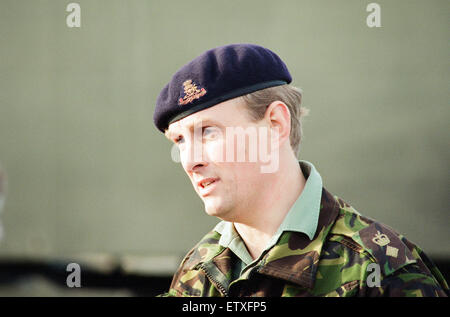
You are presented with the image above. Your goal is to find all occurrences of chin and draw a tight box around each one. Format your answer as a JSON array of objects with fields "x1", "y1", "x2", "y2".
[
  {"x1": 204, "y1": 204, "x2": 222, "y2": 217},
  {"x1": 203, "y1": 198, "x2": 230, "y2": 219}
]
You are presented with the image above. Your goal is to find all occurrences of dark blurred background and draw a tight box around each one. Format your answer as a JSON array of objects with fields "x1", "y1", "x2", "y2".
[{"x1": 0, "y1": 0, "x2": 448, "y2": 296}]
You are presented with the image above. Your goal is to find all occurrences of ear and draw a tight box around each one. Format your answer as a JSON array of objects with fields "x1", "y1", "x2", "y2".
[{"x1": 263, "y1": 101, "x2": 291, "y2": 147}]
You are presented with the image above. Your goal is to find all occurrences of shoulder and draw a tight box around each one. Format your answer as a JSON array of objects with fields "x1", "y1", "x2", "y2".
[
  {"x1": 327, "y1": 196, "x2": 417, "y2": 277},
  {"x1": 167, "y1": 229, "x2": 225, "y2": 296},
  {"x1": 175, "y1": 228, "x2": 224, "y2": 271},
  {"x1": 320, "y1": 194, "x2": 449, "y2": 296}
]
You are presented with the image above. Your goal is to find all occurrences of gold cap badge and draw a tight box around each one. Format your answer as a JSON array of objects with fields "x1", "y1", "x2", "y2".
[{"x1": 178, "y1": 80, "x2": 207, "y2": 106}]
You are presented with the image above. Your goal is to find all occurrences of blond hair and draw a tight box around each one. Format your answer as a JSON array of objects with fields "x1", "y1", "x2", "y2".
[{"x1": 241, "y1": 84, "x2": 309, "y2": 157}]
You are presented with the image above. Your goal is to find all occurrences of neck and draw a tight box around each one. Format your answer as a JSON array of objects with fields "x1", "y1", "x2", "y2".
[{"x1": 234, "y1": 151, "x2": 306, "y2": 260}]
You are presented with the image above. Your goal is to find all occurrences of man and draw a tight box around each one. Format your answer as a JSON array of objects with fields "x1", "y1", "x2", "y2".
[{"x1": 153, "y1": 44, "x2": 448, "y2": 297}]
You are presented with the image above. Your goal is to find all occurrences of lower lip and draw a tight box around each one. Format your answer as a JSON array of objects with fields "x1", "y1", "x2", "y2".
[{"x1": 198, "y1": 180, "x2": 219, "y2": 197}]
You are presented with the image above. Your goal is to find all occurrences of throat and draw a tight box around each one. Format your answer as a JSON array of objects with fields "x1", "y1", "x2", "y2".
[{"x1": 233, "y1": 222, "x2": 273, "y2": 261}]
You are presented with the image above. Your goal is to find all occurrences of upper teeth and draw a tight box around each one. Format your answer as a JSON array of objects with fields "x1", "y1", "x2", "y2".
[{"x1": 202, "y1": 180, "x2": 214, "y2": 187}]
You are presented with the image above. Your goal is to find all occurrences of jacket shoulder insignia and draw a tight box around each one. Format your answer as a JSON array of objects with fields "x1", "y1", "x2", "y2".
[{"x1": 352, "y1": 222, "x2": 416, "y2": 276}]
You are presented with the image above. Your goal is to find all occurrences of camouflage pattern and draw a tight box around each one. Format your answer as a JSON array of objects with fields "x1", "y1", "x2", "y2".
[{"x1": 160, "y1": 188, "x2": 449, "y2": 297}]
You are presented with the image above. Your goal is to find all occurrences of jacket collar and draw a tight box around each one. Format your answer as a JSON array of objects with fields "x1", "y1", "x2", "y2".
[
  {"x1": 252, "y1": 188, "x2": 340, "y2": 289},
  {"x1": 183, "y1": 188, "x2": 340, "y2": 291}
]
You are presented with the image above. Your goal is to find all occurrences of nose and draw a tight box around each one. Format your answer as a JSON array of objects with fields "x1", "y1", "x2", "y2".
[{"x1": 180, "y1": 137, "x2": 207, "y2": 174}]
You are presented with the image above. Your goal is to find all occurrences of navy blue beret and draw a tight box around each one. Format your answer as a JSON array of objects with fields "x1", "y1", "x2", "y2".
[{"x1": 153, "y1": 44, "x2": 292, "y2": 132}]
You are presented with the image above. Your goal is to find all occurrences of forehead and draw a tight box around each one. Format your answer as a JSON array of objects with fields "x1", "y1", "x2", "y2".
[{"x1": 166, "y1": 97, "x2": 248, "y2": 136}]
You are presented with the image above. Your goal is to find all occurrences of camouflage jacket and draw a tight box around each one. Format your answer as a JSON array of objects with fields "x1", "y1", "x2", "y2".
[{"x1": 162, "y1": 188, "x2": 449, "y2": 297}]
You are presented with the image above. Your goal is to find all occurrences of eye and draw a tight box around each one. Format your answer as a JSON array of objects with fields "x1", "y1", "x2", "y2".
[
  {"x1": 174, "y1": 135, "x2": 184, "y2": 145},
  {"x1": 202, "y1": 126, "x2": 219, "y2": 139}
]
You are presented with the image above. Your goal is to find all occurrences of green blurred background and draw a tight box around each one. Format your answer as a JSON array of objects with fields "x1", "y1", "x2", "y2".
[{"x1": 0, "y1": 0, "x2": 448, "y2": 295}]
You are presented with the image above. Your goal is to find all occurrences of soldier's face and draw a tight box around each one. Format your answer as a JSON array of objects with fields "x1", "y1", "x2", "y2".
[{"x1": 166, "y1": 97, "x2": 275, "y2": 221}]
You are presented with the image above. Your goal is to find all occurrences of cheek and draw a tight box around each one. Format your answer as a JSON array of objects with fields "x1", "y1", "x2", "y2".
[
  {"x1": 204, "y1": 139, "x2": 226, "y2": 162},
  {"x1": 227, "y1": 161, "x2": 259, "y2": 191},
  {"x1": 178, "y1": 147, "x2": 190, "y2": 171},
  {"x1": 204, "y1": 132, "x2": 250, "y2": 163}
]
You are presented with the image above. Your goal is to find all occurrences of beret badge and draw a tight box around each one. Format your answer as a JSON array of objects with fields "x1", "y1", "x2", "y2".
[{"x1": 178, "y1": 79, "x2": 207, "y2": 106}]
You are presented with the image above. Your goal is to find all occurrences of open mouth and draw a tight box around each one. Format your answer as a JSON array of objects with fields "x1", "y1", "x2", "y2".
[
  {"x1": 200, "y1": 179, "x2": 216, "y2": 188},
  {"x1": 197, "y1": 178, "x2": 219, "y2": 196}
]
